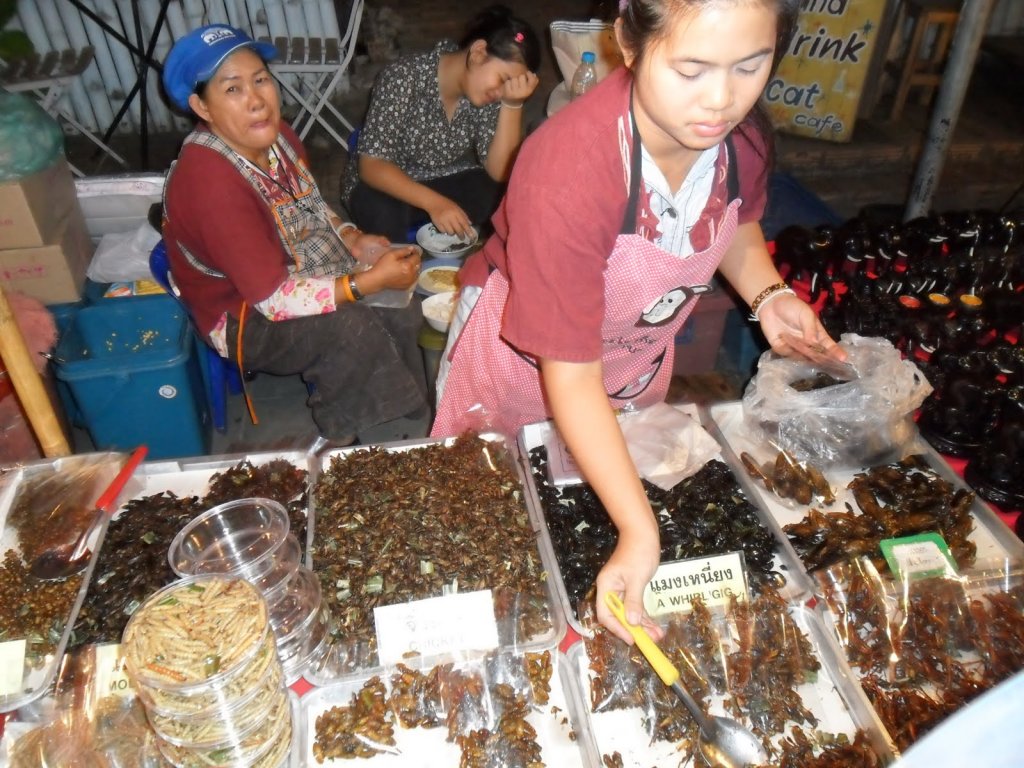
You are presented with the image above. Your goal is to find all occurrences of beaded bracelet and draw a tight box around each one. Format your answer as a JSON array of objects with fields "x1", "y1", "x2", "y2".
[{"x1": 749, "y1": 282, "x2": 795, "y2": 321}]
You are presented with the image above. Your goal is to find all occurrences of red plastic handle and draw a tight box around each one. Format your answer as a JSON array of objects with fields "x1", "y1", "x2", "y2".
[{"x1": 93, "y1": 445, "x2": 148, "y2": 513}]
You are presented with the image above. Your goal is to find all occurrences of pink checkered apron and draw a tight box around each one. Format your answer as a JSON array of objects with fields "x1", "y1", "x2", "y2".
[
  {"x1": 432, "y1": 120, "x2": 742, "y2": 439},
  {"x1": 431, "y1": 213, "x2": 738, "y2": 438}
]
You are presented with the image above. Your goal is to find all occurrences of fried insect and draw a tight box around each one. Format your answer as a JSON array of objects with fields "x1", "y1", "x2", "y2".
[
  {"x1": 584, "y1": 589, "x2": 874, "y2": 765},
  {"x1": 313, "y1": 436, "x2": 551, "y2": 669},
  {"x1": 778, "y1": 727, "x2": 882, "y2": 768},
  {"x1": 740, "y1": 450, "x2": 835, "y2": 506},
  {"x1": 819, "y1": 563, "x2": 1024, "y2": 751},
  {"x1": 529, "y1": 450, "x2": 781, "y2": 624},
  {"x1": 784, "y1": 454, "x2": 976, "y2": 573},
  {"x1": 313, "y1": 677, "x2": 395, "y2": 761}
]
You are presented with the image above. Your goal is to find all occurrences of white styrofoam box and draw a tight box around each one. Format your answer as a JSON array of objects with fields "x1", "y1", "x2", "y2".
[{"x1": 74, "y1": 174, "x2": 166, "y2": 244}]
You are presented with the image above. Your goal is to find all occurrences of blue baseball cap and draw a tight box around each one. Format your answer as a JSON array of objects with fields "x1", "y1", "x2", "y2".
[{"x1": 162, "y1": 24, "x2": 277, "y2": 112}]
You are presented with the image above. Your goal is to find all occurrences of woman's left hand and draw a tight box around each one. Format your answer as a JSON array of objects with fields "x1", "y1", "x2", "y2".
[
  {"x1": 500, "y1": 71, "x2": 539, "y2": 106},
  {"x1": 758, "y1": 293, "x2": 848, "y2": 362}
]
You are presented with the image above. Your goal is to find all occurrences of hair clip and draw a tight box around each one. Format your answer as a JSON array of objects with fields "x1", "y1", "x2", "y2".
[
  {"x1": 619, "y1": 0, "x2": 629, "y2": 12},
  {"x1": 514, "y1": 31, "x2": 524, "y2": 43}
]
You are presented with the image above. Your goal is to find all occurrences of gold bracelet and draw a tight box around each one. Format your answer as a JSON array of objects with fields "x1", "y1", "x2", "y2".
[{"x1": 749, "y1": 282, "x2": 793, "y2": 320}]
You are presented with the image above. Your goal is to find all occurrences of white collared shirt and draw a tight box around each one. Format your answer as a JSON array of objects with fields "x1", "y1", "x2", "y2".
[{"x1": 641, "y1": 143, "x2": 719, "y2": 258}]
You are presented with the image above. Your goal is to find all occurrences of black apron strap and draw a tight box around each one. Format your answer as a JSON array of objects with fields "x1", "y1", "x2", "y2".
[
  {"x1": 620, "y1": 100, "x2": 643, "y2": 236},
  {"x1": 725, "y1": 133, "x2": 740, "y2": 202}
]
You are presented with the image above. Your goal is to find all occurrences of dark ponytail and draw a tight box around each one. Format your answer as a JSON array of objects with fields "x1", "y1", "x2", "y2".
[{"x1": 459, "y1": 4, "x2": 542, "y2": 72}]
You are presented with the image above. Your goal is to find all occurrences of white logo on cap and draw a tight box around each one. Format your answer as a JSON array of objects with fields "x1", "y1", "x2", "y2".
[{"x1": 201, "y1": 28, "x2": 235, "y2": 45}]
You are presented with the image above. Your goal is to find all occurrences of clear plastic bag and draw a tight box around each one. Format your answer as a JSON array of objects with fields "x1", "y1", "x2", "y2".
[
  {"x1": 350, "y1": 242, "x2": 421, "y2": 309},
  {"x1": 1, "y1": 645, "x2": 172, "y2": 767},
  {"x1": 618, "y1": 403, "x2": 721, "y2": 491},
  {"x1": 742, "y1": 333, "x2": 933, "y2": 468},
  {"x1": 815, "y1": 559, "x2": 1024, "y2": 751}
]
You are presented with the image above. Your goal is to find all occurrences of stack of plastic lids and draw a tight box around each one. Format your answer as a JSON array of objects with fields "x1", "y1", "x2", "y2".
[
  {"x1": 122, "y1": 576, "x2": 292, "y2": 768},
  {"x1": 167, "y1": 498, "x2": 330, "y2": 684}
]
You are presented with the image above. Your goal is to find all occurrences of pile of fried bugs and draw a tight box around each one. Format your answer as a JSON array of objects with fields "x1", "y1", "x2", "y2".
[
  {"x1": 819, "y1": 562, "x2": 1024, "y2": 752},
  {"x1": 783, "y1": 455, "x2": 976, "y2": 573},
  {"x1": 312, "y1": 651, "x2": 559, "y2": 766},
  {"x1": 528, "y1": 449, "x2": 781, "y2": 623},
  {"x1": 71, "y1": 459, "x2": 308, "y2": 647},
  {"x1": 586, "y1": 589, "x2": 882, "y2": 768},
  {"x1": 740, "y1": 450, "x2": 836, "y2": 506},
  {"x1": 312, "y1": 435, "x2": 552, "y2": 670}
]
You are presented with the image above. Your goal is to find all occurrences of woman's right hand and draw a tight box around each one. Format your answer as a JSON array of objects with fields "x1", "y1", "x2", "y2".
[
  {"x1": 427, "y1": 197, "x2": 474, "y2": 239},
  {"x1": 361, "y1": 245, "x2": 421, "y2": 293},
  {"x1": 595, "y1": 525, "x2": 664, "y2": 644}
]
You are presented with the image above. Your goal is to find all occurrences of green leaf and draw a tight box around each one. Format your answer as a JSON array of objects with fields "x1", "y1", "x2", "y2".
[{"x1": 0, "y1": 30, "x2": 34, "y2": 61}]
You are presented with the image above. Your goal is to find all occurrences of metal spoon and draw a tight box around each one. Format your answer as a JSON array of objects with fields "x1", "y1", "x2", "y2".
[
  {"x1": 31, "y1": 445, "x2": 148, "y2": 581},
  {"x1": 604, "y1": 592, "x2": 768, "y2": 768}
]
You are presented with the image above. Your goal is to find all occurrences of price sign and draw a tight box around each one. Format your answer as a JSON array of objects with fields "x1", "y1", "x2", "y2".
[
  {"x1": 881, "y1": 533, "x2": 957, "y2": 581},
  {"x1": 0, "y1": 639, "x2": 26, "y2": 696},
  {"x1": 95, "y1": 643, "x2": 134, "y2": 698},
  {"x1": 643, "y1": 552, "x2": 748, "y2": 617},
  {"x1": 374, "y1": 590, "x2": 499, "y2": 665},
  {"x1": 544, "y1": 428, "x2": 583, "y2": 486}
]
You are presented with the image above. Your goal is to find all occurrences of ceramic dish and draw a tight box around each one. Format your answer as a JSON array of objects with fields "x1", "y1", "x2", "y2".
[
  {"x1": 421, "y1": 291, "x2": 457, "y2": 334},
  {"x1": 416, "y1": 260, "x2": 461, "y2": 296},
  {"x1": 415, "y1": 223, "x2": 478, "y2": 258}
]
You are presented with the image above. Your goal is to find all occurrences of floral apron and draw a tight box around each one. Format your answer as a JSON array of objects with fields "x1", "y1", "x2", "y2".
[{"x1": 431, "y1": 115, "x2": 742, "y2": 439}]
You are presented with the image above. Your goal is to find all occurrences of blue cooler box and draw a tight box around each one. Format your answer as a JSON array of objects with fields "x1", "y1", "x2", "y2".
[{"x1": 52, "y1": 298, "x2": 211, "y2": 459}]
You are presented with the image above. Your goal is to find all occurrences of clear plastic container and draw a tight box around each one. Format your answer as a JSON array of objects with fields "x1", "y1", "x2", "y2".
[
  {"x1": 133, "y1": 633, "x2": 279, "y2": 718},
  {"x1": 153, "y1": 688, "x2": 290, "y2": 768},
  {"x1": 167, "y1": 498, "x2": 291, "y2": 581},
  {"x1": 268, "y1": 567, "x2": 322, "y2": 643},
  {"x1": 147, "y1": 660, "x2": 285, "y2": 748},
  {"x1": 250, "y1": 532, "x2": 302, "y2": 601}
]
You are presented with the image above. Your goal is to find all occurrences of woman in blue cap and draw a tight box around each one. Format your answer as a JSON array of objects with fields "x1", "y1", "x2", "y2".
[{"x1": 161, "y1": 24, "x2": 429, "y2": 444}]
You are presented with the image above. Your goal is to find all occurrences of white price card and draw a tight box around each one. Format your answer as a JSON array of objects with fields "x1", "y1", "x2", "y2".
[
  {"x1": 643, "y1": 552, "x2": 748, "y2": 617},
  {"x1": 374, "y1": 590, "x2": 500, "y2": 665},
  {"x1": 95, "y1": 643, "x2": 134, "y2": 698},
  {"x1": 0, "y1": 639, "x2": 26, "y2": 696}
]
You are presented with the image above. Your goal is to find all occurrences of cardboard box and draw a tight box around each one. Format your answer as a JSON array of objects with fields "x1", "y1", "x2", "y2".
[
  {"x1": 0, "y1": 159, "x2": 79, "y2": 249},
  {"x1": 0, "y1": 209, "x2": 93, "y2": 304}
]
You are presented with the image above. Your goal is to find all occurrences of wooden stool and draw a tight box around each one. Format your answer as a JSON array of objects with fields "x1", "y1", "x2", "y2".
[{"x1": 890, "y1": 0, "x2": 961, "y2": 120}]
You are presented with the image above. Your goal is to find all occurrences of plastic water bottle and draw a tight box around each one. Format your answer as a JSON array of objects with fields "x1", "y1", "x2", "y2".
[{"x1": 570, "y1": 51, "x2": 598, "y2": 101}]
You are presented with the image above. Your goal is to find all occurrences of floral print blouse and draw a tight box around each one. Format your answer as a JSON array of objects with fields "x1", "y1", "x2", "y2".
[{"x1": 341, "y1": 41, "x2": 500, "y2": 205}]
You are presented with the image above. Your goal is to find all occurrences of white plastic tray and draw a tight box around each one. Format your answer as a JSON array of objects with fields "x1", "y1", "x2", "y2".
[
  {"x1": 0, "y1": 454, "x2": 120, "y2": 713},
  {"x1": 704, "y1": 400, "x2": 1024, "y2": 583},
  {"x1": 518, "y1": 418, "x2": 815, "y2": 638},
  {"x1": 306, "y1": 434, "x2": 566, "y2": 685},
  {"x1": 298, "y1": 650, "x2": 586, "y2": 767},
  {"x1": 567, "y1": 604, "x2": 896, "y2": 767}
]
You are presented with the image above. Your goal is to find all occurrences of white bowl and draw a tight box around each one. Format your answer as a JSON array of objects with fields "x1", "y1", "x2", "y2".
[
  {"x1": 421, "y1": 291, "x2": 457, "y2": 333},
  {"x1": 416, "y1": 223, "x2": 478, "y2": 258}
]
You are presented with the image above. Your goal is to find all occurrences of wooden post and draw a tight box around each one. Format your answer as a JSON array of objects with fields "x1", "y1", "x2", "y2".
[{"x1": 0, "y1": 284, "x2": 71, "y2": 457}]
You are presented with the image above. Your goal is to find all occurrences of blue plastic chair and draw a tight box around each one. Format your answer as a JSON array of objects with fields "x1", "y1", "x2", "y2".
[{"x1": 149, "y1": 240, "x2": 243, "y2": 433}]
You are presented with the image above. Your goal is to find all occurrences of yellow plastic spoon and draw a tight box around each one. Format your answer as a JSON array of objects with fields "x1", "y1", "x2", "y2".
[{"x1": 604, "y1": 592, "x2": 768, "y2": 768}]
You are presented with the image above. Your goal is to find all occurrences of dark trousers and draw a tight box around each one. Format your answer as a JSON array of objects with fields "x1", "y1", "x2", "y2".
[
  {"x1": 347, "y1": 168, "x2": 505, "y2": 243},
  {"x1": 227, "y1": 299, "x2": 427, "y2": 440}
]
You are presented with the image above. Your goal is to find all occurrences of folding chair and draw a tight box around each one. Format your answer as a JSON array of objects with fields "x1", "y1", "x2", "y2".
[
  {"x1": 149, "y1": 240, "x2": 243, "y2": 433},
  {"x1": 267, "y1": 0, "x2": 364, "y2": 147},
  {"x1": 0, "y1": 47, "x2": 128, "y2": 177}
]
